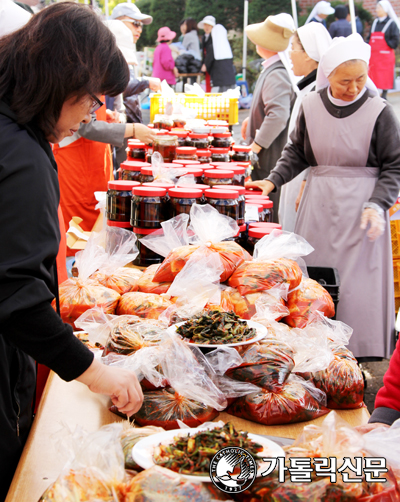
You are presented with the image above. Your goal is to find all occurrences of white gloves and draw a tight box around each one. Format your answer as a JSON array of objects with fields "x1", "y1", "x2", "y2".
[{"x1": 360, "y1": 202, "x2": 386, "y2": 242}]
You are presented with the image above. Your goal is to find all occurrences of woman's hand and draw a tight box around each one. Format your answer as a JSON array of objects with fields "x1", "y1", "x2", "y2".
[
  {"x1": 201, "y1": 64, "x2": 207, "y2": 73},
  {"x1": 133, "y1": 123, "x2": 157, "y2": 145},
  {"x1": 360, "y1": 205, "x2": 386, "y2": 241},
  {"x1": 76, "y1": 359, "x2": 143, "y2": 417},
  {"x1": 354, "y1": 422, "x2": 390, "y2": 434},
  {"x1": 245, "y1": 179, "x2": 275, "y2": 196},
  {"x1": 173, "y1": 67, "x2": 179, "y2": 78},
  {"x1": 250, "y1": 142, "x2": 262, "y2": 154},
  {"x1": 295, "y1": 180, "x2": 306, "y2": 212},
  {"x1": 241, "y1": 117, "x2": 249, "y2": 140}
]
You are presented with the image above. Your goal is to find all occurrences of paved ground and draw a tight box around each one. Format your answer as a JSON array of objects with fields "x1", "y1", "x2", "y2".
[{"x1": 143, "y1": 91, "x2": 400, "y2": 414}]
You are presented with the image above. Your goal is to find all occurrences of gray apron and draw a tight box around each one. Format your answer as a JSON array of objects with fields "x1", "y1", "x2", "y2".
[{"x1": 295, "y1": 92, "x2": 395, "y2": 359}]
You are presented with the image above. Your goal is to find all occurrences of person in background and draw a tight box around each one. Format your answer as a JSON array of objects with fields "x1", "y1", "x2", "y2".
[
  {"x1": 178, "y1": 18, "x2": 186, "y2": 43},
  {"x1": 305, "y1": 1, "x2": 335, "y2": 27},
  {"x1": 241, "y1": 13, "x2": 295, "y2": 224},
  {"x1": 0, "y1": 5, "x2": 143, "y2": 498},
  {"x1": 152, "y1": 27, "x2": 179, "y2": 86},
  {"x1": 199, "y1": 15, "x2": 236, "y2": 92},
  {"x1": 111, "y1": 3, "x2": 161, "y2": 125},
  {"x1": 182, "y1": 17, "x2": 201, "y2": 60},
  {"x1": 279, "y1": 22, "x2": 332, "y2": 232},
  {"x1": 246, "y1": 34, "x2": 400, "y2": 361},
  {"x1": 347, "y1": 5, "x2": 364, "y2": 37},
  {"x1": 367, "y1": 0, "x2": 400, "y2": 100},
  {"x1": 329, "y1": 5, "x2": 352, "y2": 38}
]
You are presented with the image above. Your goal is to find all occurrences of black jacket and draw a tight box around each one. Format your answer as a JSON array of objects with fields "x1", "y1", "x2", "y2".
[
  {"x1": 0, "y1": 101, "x2": 94, "y2": 499},
  {"x1": 367, "y1": 17, "x2": 400, "y2": 49},
  {"x1": 202, "y1": 33, "x2": 236, "y2": 88},
  {"x1": 329, "y1": 19, "x2": 352, "y2": 38},
  {"x1": 123, "y1": 68, "x2": 150, "y2": 124}
]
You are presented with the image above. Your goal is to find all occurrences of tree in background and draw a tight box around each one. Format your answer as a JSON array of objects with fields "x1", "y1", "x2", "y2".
[
  {"x1": 248, "y1": 0, "x2": 292, "y2": 25},
  {"x1": 135, "y1": 0, "x2": 152, "y2": 49},
  {"x1": 184, "y1": 0, "x2": 244, "y2": 31},
  {"x1": 146, "y1": 0, "x2": 186, "y2": 44}
]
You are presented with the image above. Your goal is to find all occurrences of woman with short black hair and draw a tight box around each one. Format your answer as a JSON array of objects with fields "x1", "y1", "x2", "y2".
[
  {"x1": 182, "y1": 17, "x2": 201, "y2": 59},
  {"x1": 0, "y1": 4, "x2": 143, "y2": 498}
]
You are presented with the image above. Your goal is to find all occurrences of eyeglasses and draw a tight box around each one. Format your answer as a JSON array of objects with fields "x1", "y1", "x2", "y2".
[
  {"x1": 131, "y1": 20, "x2": 143, "y2": 28},
  {"x1": 89, "y1": 94, "x2": 104, "y2": 114}
]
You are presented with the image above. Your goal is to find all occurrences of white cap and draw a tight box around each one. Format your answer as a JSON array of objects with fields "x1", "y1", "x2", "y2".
[
  {"x1": 104, "y1": 20, "x2": 137, "y2": 65},
  {"x1": 198, "y1": 15, "x2": 216, "y2": 29},
  {"x1": 111, "y1": 3, "x2": 152, "y2": 25},
  {"x1": 0, "y1": 0, "x2": 31, "y2": 37},
  {"x1": 316, "y1": 1, "x2": 335, "y2": 15}
]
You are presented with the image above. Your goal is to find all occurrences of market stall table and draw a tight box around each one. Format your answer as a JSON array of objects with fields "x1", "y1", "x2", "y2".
[{"x1": 6, "y1": 371, "x2": 370, "y2": 502}]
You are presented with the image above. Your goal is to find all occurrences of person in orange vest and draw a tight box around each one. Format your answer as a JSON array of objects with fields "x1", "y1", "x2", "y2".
[
  {"x1": 53, "y1": 93, "x2": 155, "y2": 256},
  {"x1": 367, "y1": 0, "x2": 400, "y2": 100}
]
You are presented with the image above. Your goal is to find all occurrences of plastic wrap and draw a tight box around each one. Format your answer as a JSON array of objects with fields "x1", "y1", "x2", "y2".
[
  {"x1": 136, "y1": 264, "x2": 172, "y2": 294},
  {"x1": 91, "y1": 267, "x2": 143, "y2": 295},
  {"x1": 103, "y1": 316, "x2": 166, "y2": 355},
  {"x1": 284, "y1": 277, "x2": 335, "y2": 328},
  {"x1": 143, "y1": 205, "x2": 250, "y2": 283},
  {"x1": 151, "y1": 151, "x2": 183, "y2": 185},
  {"x1": 116, "y1": 292, "x2": 174, "y2": 319},
  {"x1": 313, "y1": 348, "x2": 364, "y2": 409},
  {"x1": 123, "y1": 465, "x2": 231, "y2": 501},
  {"x1": 226, "y1": 375, "x2": 328, "y2": 426},
  {"x1": 363, "y1": 419, "x2": 400, "y2": 470},
  {"x1": 228, "y1": 231, "x2": 313, "y2": 296},
  {"x1": 120, "y1": 424, "x2": 165, "y2": 471},
  {"x1": 39, "y1": 424, "x2": 125, "y2": 502},
  {"x1": 226, "y1": 340, "x2": 295, "y2": 391}
]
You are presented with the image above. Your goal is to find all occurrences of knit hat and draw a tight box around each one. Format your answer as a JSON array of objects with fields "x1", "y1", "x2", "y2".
[{"x1": 245, "y1": 13, "x2": 295, "y2": 53}]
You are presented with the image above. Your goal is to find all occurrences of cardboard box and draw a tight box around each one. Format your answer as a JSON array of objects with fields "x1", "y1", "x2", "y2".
[{"x1": 66, "y1": 213, "x2": 103, "y2": 251}]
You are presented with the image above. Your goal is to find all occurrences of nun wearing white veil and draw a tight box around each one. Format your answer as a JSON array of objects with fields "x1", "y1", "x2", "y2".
[
  {"x1": 367, "y1": 0, "x2": 400, "y2": 99},
  {"x1": 278, "y1": 22, "x2": 332, "y2": 232},
  {"x1": 246, "y1": 34, "x2": 400, "y2": 360}
]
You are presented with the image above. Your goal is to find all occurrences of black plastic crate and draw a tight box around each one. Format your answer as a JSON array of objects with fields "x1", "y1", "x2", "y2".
[{"x1": 307, "y1": 266, "x2": 340, "y2": 320}]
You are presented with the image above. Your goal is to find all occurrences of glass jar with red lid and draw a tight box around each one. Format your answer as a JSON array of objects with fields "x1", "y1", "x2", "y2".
[
  {"x1": 247, "y1": 227, "x2": 280, "y2": 255},
  {"x1": 245, "y1": 194, "x2": 270, "y2": 201},
  {"x1": 172, "y1": 159, "x2": 201, "y2": 167},
  {"x1": 210, "y1": 147, "x2": 230, "y2": 163},
  {"x1": 213, "y1": 185, "x2": 245, "y2": 225},
  {"x1": 131, "y1": 186, "x2": 168, "y2": 229},
  {"x1": 107, "y1": 221, "x2": 133, "y2": 252},
  {"x1": 234, "y1": 223, "x2": 248, "y2": 248},
  {"x1": 215, "y1": 164, "x2": 246, "y2": 186},
  {"x1": 245, "y1": 203, "x2": 263, "y2": 223},
  {"x1": 204, "y1": 188, "x2": 239, "y2": 221},
  {"x1": 139, "y1": 166, "x2": 155, "y2": 184},
  {"x1": 178, "y1": 166, "x2": 203, "y2": 184},
  {"x1": 203, "y1": 169, "x2": 234, "y2": 187},
  {"x1": 247, "y1": 199, "x2": 273, "y2": 222},
  {"x1": 211, "y1": 132, "x2": 232, "y2": 149},
  {"x1": 153, "y1": 116, "x2": 174, "y2": 130},
  {"x1": 127, "y1": 140, "x2": 146, "y2": 161},
  {"x1": 170, "y1": 129, "x2": 188, "y2": 147},
  {"x1": 249, "y1": 222, "x2": 281, "y2": 230},
  {"x1": 106, "y1": 180, "x2": 140, "y2": 223},
  {"x1": 176, "y1": 183, "x2": 209, "y2": 203},
  {"x1": 244, "y1": 188, "x2": 263, "y2": 196},
  {"x1": 232, "y1": 145, "x2": 251, "y2": 163},
  {"x1": 176, "y1": 146, "x2": 198, "y2": 161},
  {"x1": 186, "y1": 133, "x2": 209, "y2": 150},
  {"x1": 119, "y1": 160, "x2": 147, "y2": 182},
  {"x1": 168, "y1": 187, "x2": 203, "y2": 217},
  {"x1": 142, "y1": 182, "x2": 174, "y2": 191},
  {"x1": 196, "y1": 149, "x2": 212, "y2": 164},
  {"x1": 152, "y1": 134, "x2": 178, "y2": 162},
  {"x1": 133, "y1": 227, "x2": 164, "y2": 266}
]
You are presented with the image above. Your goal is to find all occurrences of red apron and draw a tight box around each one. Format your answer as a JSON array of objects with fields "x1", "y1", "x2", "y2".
[{"x1": 369, "y1": 19, "x2": 395, "y2": 90}]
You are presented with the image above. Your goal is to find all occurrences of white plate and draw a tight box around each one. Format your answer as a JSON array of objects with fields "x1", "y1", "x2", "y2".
[
  {"x1": 166, "y1": 319, "x2": 268, "y2": 348},
  {"x1": 131, "y1": 425, "x2": 285, "y2": 482}
]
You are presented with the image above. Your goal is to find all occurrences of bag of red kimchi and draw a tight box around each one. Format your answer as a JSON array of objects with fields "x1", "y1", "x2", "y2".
[
  {"x1": 91, "y1": 267, "x2": 142, "y2": 295},
  {"x1": 313, "y1": 347, "x2": 364, "y2": 409},
  {"x1": 136, "y1": 264, "x2": 172, "y2": 294},
  {"x1": 54, "y1": 233, "x2": 121, "y2": 328},
  {"x1": 226, "y1": 375, "x2": 328, "y2": 425},
  {"x1": 228, "y1": 230, "x2": 313, "y2": 296},
  {"x1": 284, "y1": 277, "x2": 335, "y2": 328},
  {"x1": 226, "y1": 340, "x2": 295, "y2": 391},
  {"x1": 117, "y1": 292, "x2": 173, "y2": 319},
  {"x1": 141, "y1": 205, "x2": 251, "y2": 283}
]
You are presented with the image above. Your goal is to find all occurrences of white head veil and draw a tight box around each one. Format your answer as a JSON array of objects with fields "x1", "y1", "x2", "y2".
[
  {"x1": 0, "y1": 0, "x2": 31, "y2": 37},
  {"x1": 211, "y1": 24, "x2": 233, "y2": 60},
  {"x1": 316, "y1": 33, "x2": 379, "y2": 96},
  {"x1": 378, "y1": 0, "x2": 400, "y2": 30},
  {"x1": 305, "y1": 1, "x2": 335, "y2": 24},
  {"x1": 297, "y1": 21, "x2": 332, "y2": 62}
]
